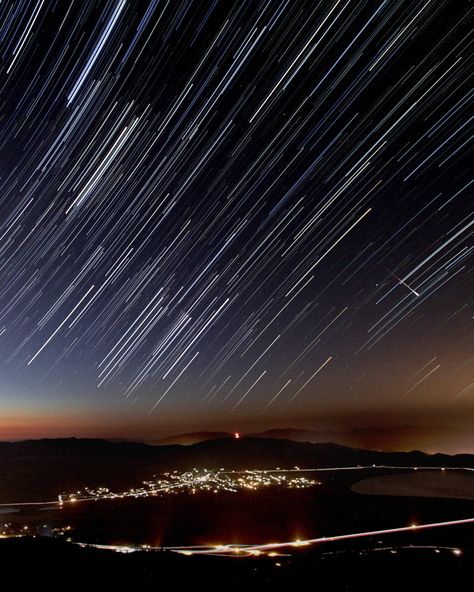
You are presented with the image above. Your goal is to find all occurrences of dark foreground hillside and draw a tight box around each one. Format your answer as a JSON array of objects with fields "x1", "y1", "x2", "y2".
[{"x1": 1, "y1": 532, "x2": 472, "y2": 592}]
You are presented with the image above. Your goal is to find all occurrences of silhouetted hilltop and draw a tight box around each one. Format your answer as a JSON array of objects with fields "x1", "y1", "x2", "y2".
[{"x1": 144, "y1": 425, "x2": 474, "y2": 454}]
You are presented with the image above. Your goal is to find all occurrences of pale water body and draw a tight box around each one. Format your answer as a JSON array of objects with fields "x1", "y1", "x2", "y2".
[{"x1": 351, "y1": 471, "x2": 474, "y2": 500}]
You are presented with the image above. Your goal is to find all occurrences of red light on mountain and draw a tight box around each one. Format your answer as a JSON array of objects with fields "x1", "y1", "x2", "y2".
[{"x1": 234, "y1": 432, "x2": 240, "y2": 439}]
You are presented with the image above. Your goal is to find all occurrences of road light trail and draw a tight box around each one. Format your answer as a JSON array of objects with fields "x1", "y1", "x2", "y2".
[
  {"x1": 168, "y1": 517, "x2": 474, "y2": 555},
  {"x1": 72, "y1": 516, "x2": 474, "y2": 556}
]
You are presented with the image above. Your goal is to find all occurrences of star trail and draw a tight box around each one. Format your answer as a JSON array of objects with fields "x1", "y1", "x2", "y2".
[{"x1": 0, "y1": 0, "x2": 472, "y2": 440}]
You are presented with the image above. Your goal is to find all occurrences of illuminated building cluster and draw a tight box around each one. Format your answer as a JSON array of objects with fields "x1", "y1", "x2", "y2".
[{"x1": 58, "y1": 468, "x2": 320, "y2": 502}]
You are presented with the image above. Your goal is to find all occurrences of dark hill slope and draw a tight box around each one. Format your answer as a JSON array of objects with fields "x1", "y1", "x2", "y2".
[{"x1": 1, "y1": 437, "x2": 473, "y2": 503}]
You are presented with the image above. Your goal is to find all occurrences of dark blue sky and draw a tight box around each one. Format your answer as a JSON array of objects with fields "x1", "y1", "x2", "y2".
[{"x1": 0, "y1": 0, "x2": 472, "y2": 444}]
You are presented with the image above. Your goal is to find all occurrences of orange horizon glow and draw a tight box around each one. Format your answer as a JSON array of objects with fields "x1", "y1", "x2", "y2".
[{"x1": 1, "y1": 413, "x2": 474, "y2": 455}]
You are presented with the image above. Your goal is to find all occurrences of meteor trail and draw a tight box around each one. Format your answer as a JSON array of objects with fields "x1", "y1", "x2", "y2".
[{"x1": 390, "y1": 272, "x2": 420, "y2": 297}]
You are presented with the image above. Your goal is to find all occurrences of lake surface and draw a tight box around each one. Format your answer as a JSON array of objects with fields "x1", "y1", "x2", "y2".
[{"x1": 351, "y1": 471, "x2": 474, "y2": 500}]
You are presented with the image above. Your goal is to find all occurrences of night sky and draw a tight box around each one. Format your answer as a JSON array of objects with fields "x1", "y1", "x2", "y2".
[{"x1": 0, "y1": 1, "x2": 472, "y2": 447}]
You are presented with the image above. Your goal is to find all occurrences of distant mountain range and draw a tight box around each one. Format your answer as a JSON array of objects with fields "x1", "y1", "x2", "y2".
[
  {"x1": 152, "y1": 425, "x2": 473, "y2": 454},
  {"x1": 153, "y1": 430, "x2": 232, "y2": 445},
  {"x1": 1, "y1": 436, "x2": 473, "y2": 503}
]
